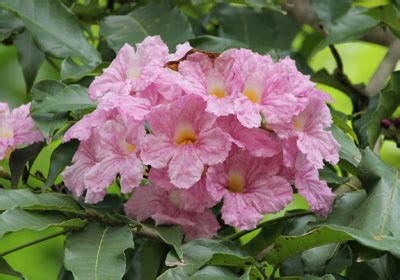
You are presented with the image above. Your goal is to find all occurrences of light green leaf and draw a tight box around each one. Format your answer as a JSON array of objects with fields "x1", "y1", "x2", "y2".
[
  {"x1": 214, "y1": 3, "x2": 300, "y2": 52},
  {"x1": 64, "y1": 223, "x2": 134, "y2": 280},
  {"x1": 14, "y1": 30, "x2": 44, "y2": 92},
  {"x1": 101, "y1": 0, "x2": 194, "y2": 52},
  {"x1": 0, "y1": 189, "x2": 82, "y2": 214},
  {"x1": 0, "y1": 207, "x2": 86, "y2": 239},
  {"x1": 0, "y1": 257, "x2": 25, "y2": 279},
  {"x1": 0, "y1": 0, "x2": 100, "y2": 62},
  {"x1": 44, "y1": 140, "x2": 79, "y2": 188}
]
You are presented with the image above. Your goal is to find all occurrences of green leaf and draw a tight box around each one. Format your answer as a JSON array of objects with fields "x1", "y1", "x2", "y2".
[
  {"x1": 189, "y1": 266, "x2": 244, "y2": 280},
  {"x1": 266, "y1": 227, "x2": 352, "y2": 264},
  {"x1": 353, "y1": 95, "x2": 379, "y2": 148},
  {"x1": 147, "y1": 225, "x2": 183, "y2": 261},
  {"x1": 301, "y1": 275, "x2": 335, "y2": 280},
  {"x1": 331, "y1": 125, "x2": 362, "y2": 169},
  {"x1": 366, "y1": 71, "x2": 400, "y2": 146},
  {"x1": 244, "y1": 221, "x2": 286, "y2": 256},
  {"x1": 60, "y1": 58, "x2": 104, "y2": 82},
  {"x1": 310, "y1": 0, "x2": 352, "y2": 24},
  {"x1": 64, "y1": 223, "x2": 134, "y2": 280},
  {"x1": 0, "y1": 207, "x2": 86, "y2": 238},
  {"x1": 14, "y1": 30, "x2": 44, "y2": 92},
  {"x1": 323, "y1": 7, "x2": 379, "y2": 46},
  {"x1": 319, "y1": 167, "x2": 348, "y2": 186},
  {"x1": 190, "y1": 35, "x2": 248, "y2": 53},
  {"x1": 367, "y1": 3, "x2": 400, "y2": 37},
  {"x1": 31, "y1": 84, "x2": 96, "y2": 114},
  {"x1": 31, "y1": 80, "x2": 66, "y2": 102},
  {"x1": 0, "y1": 9, "x2": 23, "y2": 41},
  {"x1": 124, "y1": 238, "x2": 167, "y2": 280},
  {"x1": 0, "y1": 189, "x2": 82, "y2": 214},
  {"x1": 0, "y1": 0, "x2": 100, "y2": 62},
  {"x1": 160, "y1": 239, "x2": 254, "y2": 279},
  {"x1": 0, "y1": 257, "x2": 25, "y2": 279},
  {"x1": 101, "y1": 0, "x2": 194, "y2": 52},
  {"x1": 214, "y1": 3, "x2": 300, "y2": 52},
  {"x1": 9, "y1": 142, "x2": 43, "y2": 187},
  {"x1": 44, "y1": 140, "x2": 79, "y2": 188}
]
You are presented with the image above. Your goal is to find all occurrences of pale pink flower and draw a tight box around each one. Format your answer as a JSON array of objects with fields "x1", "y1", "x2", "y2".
[
  {"x1": 217, "y1": 115, "x2": 281, "y2": 158},
  {"x1": 124, "y1": 184, "x2": 220, "y2": 241},
  {"x1": 223, "y1": 49, "x2": 310, "y2": 129},
  {"x1": 178, "y1": 52, "x2": 236, "y2": 116},
  {"x1": 294, "y1": 156, "x2": 335, "y2": 216},
  {"x1": 0, "y1": 102, "x2": 43, "y2": 159},
  {"x1": 140, "y1": 95, "x2": 231, "y2": 189},
  {"x1": 149, "y1": 167, "x2": 217, "y2": 212},
  {"x1": 63, "y1": 117, "x2": 145, "y2": 203},
  {"x1": 206, "y1": 147, "x2": 292, "y2": 230},
  {"x1": 292, "y1": 96, "x2": 340, "y2": 169}
]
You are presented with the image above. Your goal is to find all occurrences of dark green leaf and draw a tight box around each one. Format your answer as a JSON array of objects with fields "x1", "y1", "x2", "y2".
[
  {"x1": 148, "y1": 225, "x2": 183, "y2": 261},
  {"x1": 60, "y1": 58, "x2": 104, "y2": 82},
  {"x1": 319, "y1": 167, "x2": 348, "y2": 186},
  {"x1": 14, "y1": 30, "x2": 44, "y2": 92},
  {"x1": 124, "y1": 238, "x2": 167, "y2": 280},
  {"x1": 214, "y1": 3, "x2": 300, "y2": 52},
  {"x1": 301, "y1": 275, "x2": 335, "y2": 280},
  {"x1": 0, "y1": 9, "x2": 23, "y2": 41},
  {"x1": 44, "y1": 140, "x2": 79, "y2": 188},
  {"x1": 190, "y1": 35, "x2": 248, "y2": 52},
  {"x1": 244, "y1": 221, "x2": 286, "y2": 256},
  {"x1": 353, "y1": 95, "x2": 379, "y2": 148},
  {"x1": 310, "y1": 0, "x2": 352, "y2": 23},
  {"x1": 0, "y1": 189, "x2": 82, "y2": 214},
  {"x1": 9, "y1": 142, "x2": 44, "y2": 187},
  {"x1": 366, "y1": 71, "x2": 400, "y2": 146},
  {"x1": 0, "y1": 0, "x2": 100, "y2": 62},
  {"x1": 0, "y1": 207, "x2": 86, "y2": 238},
  {"x1": 367, "y1": 3, "x2": 400, "y2": 37},
  {"x1": 0, "y1": 257, "x2": 25, "y2": 279},
  {"x1": 101, "y1": 1, "x2": 194, "y2": 52},
  {"x1": 64, "y1": 223, "x2": 134, "y2": 280},
  {"x1": 324, "y1": 7, "x2": 379, "y2": 46},
  {"x1": 31, "y1": 80, "x2": 66, "y2": 102},
  {"x1": 331, "y1": 125, "x2": 362, "y2": 169}
]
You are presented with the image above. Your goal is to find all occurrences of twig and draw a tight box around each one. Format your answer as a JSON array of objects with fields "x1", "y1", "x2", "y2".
[
  {"x1": 366, "y1": 39, "x2": 400, "y2": 97},
  {"x1": 224, "y1": 211, "x2": 313, "y2": 241},
  {"x1": 328, "y1": 44, "x2": 343, "y2": 73},
  {"x1": 0, "y1": 229, "x2": 70, "y2": 257}
]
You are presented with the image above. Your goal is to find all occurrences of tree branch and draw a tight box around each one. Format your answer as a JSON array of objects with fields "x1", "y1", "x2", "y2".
[{"x1": 366, "y1": 39, "x2": 400, "y2": 96}]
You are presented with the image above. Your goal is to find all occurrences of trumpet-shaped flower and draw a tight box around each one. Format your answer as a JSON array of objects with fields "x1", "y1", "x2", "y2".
[
  {"x1": 141, "y1": 95, "x2": 231, "y2": 189},
  {"x1": 124, "y1": 184, "x2": 220, "y2": 241},
  {"x1": 0, "y1": 103, "x2": 43, "y2": 159},
  {"x1": 206, "y1": 147, "x2": 292, "y2": 230}
]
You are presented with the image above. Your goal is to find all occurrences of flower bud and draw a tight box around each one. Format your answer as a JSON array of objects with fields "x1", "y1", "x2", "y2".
[
  {"x1": 381, "y1": 119, "x2": 392, "y2": 129},
  {"x1": 394, "y1": 117, "x2": 400, "y2": 129}
]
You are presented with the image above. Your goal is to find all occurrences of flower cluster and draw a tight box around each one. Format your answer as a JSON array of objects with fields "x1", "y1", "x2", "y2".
[
  {"x1": 63, "y1": 36, "x2": 340, "y2": 240},
  {"x1": 0, "y1": 102, "x2": 43, "y2": 159}
]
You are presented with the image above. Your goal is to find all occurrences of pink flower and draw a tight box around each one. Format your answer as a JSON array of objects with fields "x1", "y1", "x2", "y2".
[
  {"x1": 217, "y1": 115, "x2": 281, "y2": 158},
  {"x1": 140, "y1": 95, "x2": 231, "y2": 189},
  {"x1": 206, "y1": 147, "x2": 292, "y2": 230},
  {"x1": 222, "y1": 49, "x2": 310, "y2": 129},
  {"x1": 0, "y1": 102, "x2": 43, "y2": 159},
  {"x1": 149, "y1": 167, "x2": 217, "y2": 212},
  {"x1": 178, "y1": 52, "x2": 236, "y2": 116},
  {"x1": 124, "y1": 183, "x2": 220, "y2": 241},
  {"x1": 294, "y1": 156, "x2": 335, "y2": 216},
  {"x1": 293, "y1": 96, "x2": 340, "y2": 169},
  {"x1": 63, "y1": 117, "x2": 145, "y2": 203}
]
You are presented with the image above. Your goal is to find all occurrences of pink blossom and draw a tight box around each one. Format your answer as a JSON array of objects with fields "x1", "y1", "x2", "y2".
[
  {"x1": 217, "y1": 115, "x2": 281, "y2": 158},
  {"x1": 206, "y1": 147, "x2": 292, "y2": 230},
  {"x1": 293, "y1": 96, "x2": 340, "y2": 169},
  {"x1": 63, "y1": 117, "x2": 145, "y2": 203},
  {"x1": 149, "y1": 167, "x2": 217, "y2": 212},
  {"x1": 141, "y1": 95, "x2": 231, "y2": 189},
  {"x1": 124, "y1": 183, "x2": 220, "y2": 241},
  {"x1": 178, "y1": 52, "x2": 236, "y2": 116},
  {"x1": 0, "y1": 102, "x2": 43, "y2": 159}
]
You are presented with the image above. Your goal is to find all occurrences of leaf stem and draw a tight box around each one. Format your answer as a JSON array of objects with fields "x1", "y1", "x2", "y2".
[
  {"x1": 0, "y1": 229, "x2": 70, "y2": 257},
  {"x1": 224, "y1": 211, "x2": 313, "y2": 241}
]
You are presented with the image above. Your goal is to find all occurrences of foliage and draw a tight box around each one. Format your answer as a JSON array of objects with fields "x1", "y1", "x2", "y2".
[{"x1": 0, "y1": 0, "x2": 400, "y2": 279}]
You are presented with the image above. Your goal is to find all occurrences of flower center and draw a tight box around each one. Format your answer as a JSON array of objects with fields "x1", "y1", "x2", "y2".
[
  {"x1": 208, "y1": 85, "x2": 227, "y2": 99},
  {"x1": 174, "y1": 124, "x2": 198, "y2": 145},
  {"x1": 227, "y1": 169, "x2": 245, "y2": 193},
  {"x1": 125, "y1": 143, "x2": 137, "y2": 154},
  {"x1": 294, "y1": 115, "x2": 304, "y2": 131},
  {"x1": 0, "y1": 126, "x2": 13, "y2": 139},
  {"x1": 243, "y1": 85, "x2": 261, "y2": 104}
]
